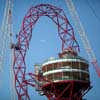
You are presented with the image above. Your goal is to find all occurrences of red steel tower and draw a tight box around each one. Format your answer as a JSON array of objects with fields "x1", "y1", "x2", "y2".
[{"x1": 12, "y1": 4, "x2": 92, "y2": 100}]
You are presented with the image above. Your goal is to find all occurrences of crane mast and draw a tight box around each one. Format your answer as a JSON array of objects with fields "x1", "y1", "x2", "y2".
[
  {"x1": 0, "y1": 0, "x2": 9, "y2": 71},
  {"x1": 0, "y1": 0, "x2": 12, "y2": 70},
  {"x1": 0, "y1": 0, "x2": 16, "y2": 99},
  {"x1": 65, "y1": 0, "x2": 100, "y2": 77}
]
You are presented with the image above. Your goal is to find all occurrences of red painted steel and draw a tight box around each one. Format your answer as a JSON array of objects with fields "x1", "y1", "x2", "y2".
[
  {"x1": 13, "y1": 4, "x2": 80, "y2": 100},
  {"x1": 41, "y1": 80, "x2": 91, "y2": 100}
]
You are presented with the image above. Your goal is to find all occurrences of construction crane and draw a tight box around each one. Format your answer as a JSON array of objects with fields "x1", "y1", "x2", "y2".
[
  {"x1": 0, "y1": 0, "x2": 9, "y2": 71},
  {"x1": 65, "y1": 0, "x2": 100, "y2": 77},
  {"x1": 0, "y1": 0, "x2": 16, "y2": 100},
  {"x1": 0, "y1": 0, "x2": 12, "y2": 71}
]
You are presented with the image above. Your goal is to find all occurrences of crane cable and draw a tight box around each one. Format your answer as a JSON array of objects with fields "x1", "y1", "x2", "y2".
[{"x1": 87, "y1": 0, "x2": 100, "y2": 22}]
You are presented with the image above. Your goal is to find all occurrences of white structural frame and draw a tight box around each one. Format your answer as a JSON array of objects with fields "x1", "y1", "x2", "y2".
[{"x1": 42, "y1": 58, "x2": 88, "y2": 67}]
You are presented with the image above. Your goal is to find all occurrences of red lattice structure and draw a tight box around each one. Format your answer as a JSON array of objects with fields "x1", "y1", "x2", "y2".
[{"x1": 12, "y1": 4, "x2": 83, "y2": 100}]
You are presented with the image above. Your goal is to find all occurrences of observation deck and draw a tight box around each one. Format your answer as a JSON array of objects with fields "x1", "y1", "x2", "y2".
[{"x1": 35, "y1": 50, "x2": 91, "y2": 100}]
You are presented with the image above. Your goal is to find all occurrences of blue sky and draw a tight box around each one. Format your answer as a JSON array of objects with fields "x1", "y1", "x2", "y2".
[{"x1": 0, "y1": 0, "x2": 100, "y2": 100}]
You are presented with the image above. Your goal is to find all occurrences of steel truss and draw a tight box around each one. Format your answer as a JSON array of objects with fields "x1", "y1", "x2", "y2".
[{"x1": 13, "y1": 4, "x2": 80, "y2": 100}]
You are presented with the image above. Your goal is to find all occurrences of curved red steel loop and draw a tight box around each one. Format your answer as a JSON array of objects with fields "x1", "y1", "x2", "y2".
[{"x1": 13, "y1": 4, "x2": 79, "y2": 100}]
